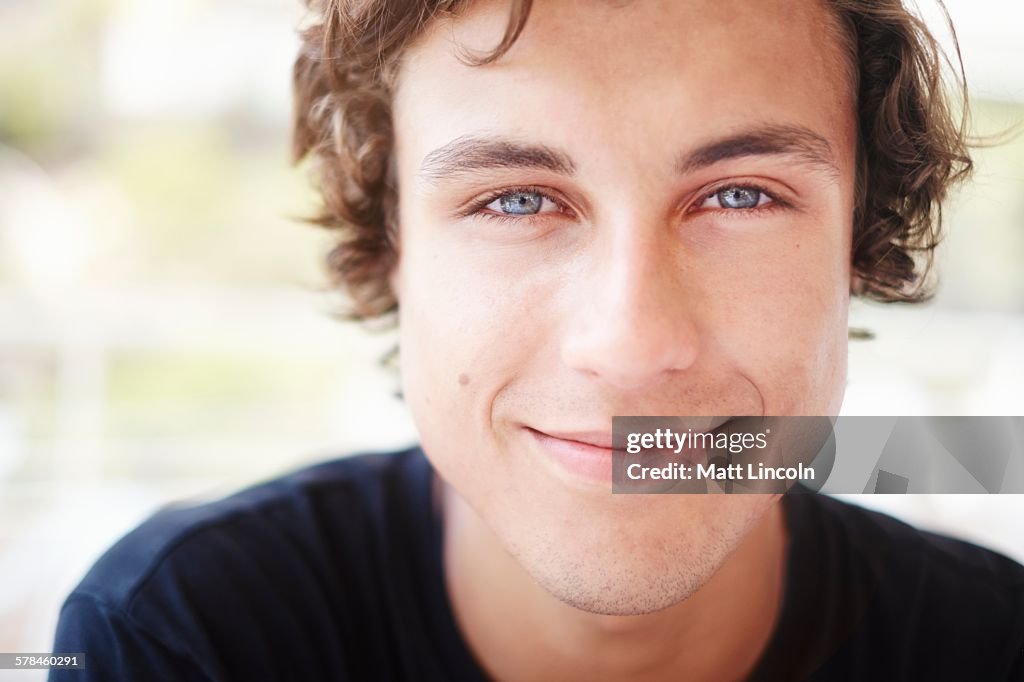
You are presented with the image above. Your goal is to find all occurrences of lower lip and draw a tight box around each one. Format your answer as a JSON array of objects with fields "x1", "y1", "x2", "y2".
[{"x1": 526, "y1": 428, "x2": 619, "y2": 485}]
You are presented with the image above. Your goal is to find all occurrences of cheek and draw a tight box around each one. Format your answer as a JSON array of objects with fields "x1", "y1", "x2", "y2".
[
  {"x1": 398, "y1": 248, "x2": 521, "y2": 387},
  {"x1": 396, "y1": 218, "x2": 558, "y2": 384},
  {"x1": 395, "y1": 228, "x2": 544, "y2": 474},
  {"x1": 700, "y1": 230, "x2": 850, "y2": 413}
]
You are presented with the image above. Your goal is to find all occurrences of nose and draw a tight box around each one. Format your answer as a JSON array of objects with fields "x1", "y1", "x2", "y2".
[{"x1": 560, "y1": 223, "x2": 700, "y2": 391}]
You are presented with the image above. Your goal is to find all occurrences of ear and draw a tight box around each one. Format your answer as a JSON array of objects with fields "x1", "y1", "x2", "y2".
[
  {"x1": 388, "y1": 253, "x2": 403, "y2": 303},
  {"x1": 849, "y1": 271, "x2": 865, "y2": 296},
  {"x1": 385, "y1": 185, "x2": 402, "y2": 303},
  {"x1": 847, "y1": 272, "x2": 874, "y2": 340}
]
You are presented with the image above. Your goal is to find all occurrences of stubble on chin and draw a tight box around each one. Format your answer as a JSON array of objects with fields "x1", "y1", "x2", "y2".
[{"x1": 498, "y1": 494, "x2": 780, "y2": 617}]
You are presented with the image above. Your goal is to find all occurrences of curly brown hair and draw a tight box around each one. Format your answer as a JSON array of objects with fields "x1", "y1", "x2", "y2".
[{"x1": 291, "y1": 0, "x2": 973, "y2": 321}]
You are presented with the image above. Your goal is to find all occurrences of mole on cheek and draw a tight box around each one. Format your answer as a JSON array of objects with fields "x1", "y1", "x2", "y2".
[{"x1": 458, "y1": 373, "x2": 470, "y2": 386}]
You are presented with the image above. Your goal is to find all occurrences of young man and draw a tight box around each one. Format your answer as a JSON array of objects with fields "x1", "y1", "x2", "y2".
[{"x1": 52, "y1": 0, "x2": 1024, "y2": 680}]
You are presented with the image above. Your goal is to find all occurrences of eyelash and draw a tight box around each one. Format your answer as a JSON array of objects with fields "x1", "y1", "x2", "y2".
[
  {"x1": 463, "y1": 182, "x2": 789, "y2": 224},
  {"x1": 695, "y1": 182, "x2": 794, "y2": 219},
  {"x1": 463, "y1": 185, "x2": 569, "y2": 225}
]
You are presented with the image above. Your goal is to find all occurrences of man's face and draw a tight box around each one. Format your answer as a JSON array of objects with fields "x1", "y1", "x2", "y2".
[{"x1": 391, "y1": 0, "x2": 856, "y2": 614}]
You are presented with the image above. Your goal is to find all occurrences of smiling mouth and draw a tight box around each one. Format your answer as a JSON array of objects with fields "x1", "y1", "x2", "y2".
[
  {"x1": 525, "y1": 420, "x2": 731, "y2": 485},
  {"x1": 524, "y1": 427, "x2": 623, "y2": 485},
  {"x1": 526, "y1": 428, "x2": 624, "y2": 451}
]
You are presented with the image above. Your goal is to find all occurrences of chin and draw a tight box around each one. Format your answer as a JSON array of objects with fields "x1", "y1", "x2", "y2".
[{"x1": 498, "y1": 493, "x2": 778, "y2": 616}]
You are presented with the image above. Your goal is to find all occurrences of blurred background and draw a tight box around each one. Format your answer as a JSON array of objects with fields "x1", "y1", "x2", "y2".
[{"x1": 0, "y1": 0, "x2": 1022, "y2": 676}]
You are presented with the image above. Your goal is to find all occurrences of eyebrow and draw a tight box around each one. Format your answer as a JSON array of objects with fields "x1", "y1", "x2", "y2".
[
  {"x1": 674, "y1": 124, "x2": 839, "y2": 179},
  {"x1": 418, "y1": 135, "x2": 576, "y2": 184},
  {"x1": 416, "y1": 124, "x2": 838, "y2": 185}
]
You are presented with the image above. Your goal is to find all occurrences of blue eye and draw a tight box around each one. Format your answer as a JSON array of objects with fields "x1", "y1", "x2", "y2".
[
  {"x1": 485, "y1": 190, "x2": 555, "y2": 216},
  {"x1": 701, "y1": 186, "x2": 772, "y2": 210}
]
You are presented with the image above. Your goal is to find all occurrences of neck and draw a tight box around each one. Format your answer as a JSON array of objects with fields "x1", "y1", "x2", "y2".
[{"x1": 442, "y1": 482, "x2": 789, "y2": 682}]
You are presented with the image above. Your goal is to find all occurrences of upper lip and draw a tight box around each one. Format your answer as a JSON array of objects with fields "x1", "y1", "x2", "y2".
[
  {"x1": 528, "y1": 428, "x2": 618, "y2": 449},
  {"x1": 529, "y1": 417, "x2": 735, "y2": 449}
]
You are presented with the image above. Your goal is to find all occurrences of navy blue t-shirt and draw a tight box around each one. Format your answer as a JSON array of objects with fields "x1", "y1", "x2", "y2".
[{"x1": 51, "y1": 447, "x2": 1024, "y2": 681}]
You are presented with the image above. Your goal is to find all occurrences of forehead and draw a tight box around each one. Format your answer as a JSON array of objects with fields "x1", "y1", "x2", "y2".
[{"x1": 393, "y1": 0, "x2": 855, "y2": 180}]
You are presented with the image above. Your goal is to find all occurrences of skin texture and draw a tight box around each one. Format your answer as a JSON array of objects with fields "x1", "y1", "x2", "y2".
[{"x1": 389, "y1": 0, "x2": 857, "y2": 678}]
